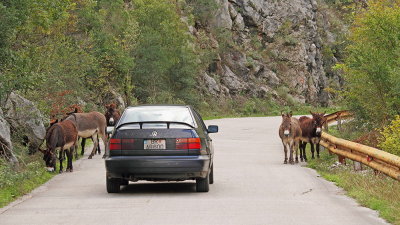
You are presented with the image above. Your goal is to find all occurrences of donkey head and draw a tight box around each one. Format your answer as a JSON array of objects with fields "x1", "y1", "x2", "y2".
[
  {"x1": 105, "y1": 103, "x2": 118, "y2": 126},
  {"x1": 310, "y1": 111, "x2": 326, "y2": 136},
  {"x1": 39, "y1": 148, "x2": 56, "y2": 171},
  {"x1": 281, "y1": 111, "x2": 293, "y2": 137}
]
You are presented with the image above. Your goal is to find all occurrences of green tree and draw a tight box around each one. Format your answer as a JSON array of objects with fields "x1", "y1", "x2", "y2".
[
  {"x1": 132, "y1": 0, "x2": 199, "y2": 105},
  {"x1": 77, "y1": 0, "x2": 138, "y2": 105},
  {"x1": 340, "y1": 0, "x2": 400, "y2": 128}
]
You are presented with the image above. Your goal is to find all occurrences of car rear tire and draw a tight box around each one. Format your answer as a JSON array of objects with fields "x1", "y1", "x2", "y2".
[
  {"x1": 196, "y1": 174, "x2": 209, "y2": 192},
  {"x1": 106, "y1": 177, "x2": 121, "y2": 193},
  {"x1": 209, "y1": 164, "x2": 214, "y2": 184}
]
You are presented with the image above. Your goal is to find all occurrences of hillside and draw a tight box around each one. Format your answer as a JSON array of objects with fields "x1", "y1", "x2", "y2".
[
  {"x1": 0, "y1": 0, "x2": 349, "y2": 116},
  {"x1": 190, "y1": 0, "x2": 346, "y2": 107}
]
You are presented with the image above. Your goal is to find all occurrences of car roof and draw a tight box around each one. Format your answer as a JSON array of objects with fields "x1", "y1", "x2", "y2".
[{"x1": 126, "y1": 104, "x2": 191, "y2": 109}]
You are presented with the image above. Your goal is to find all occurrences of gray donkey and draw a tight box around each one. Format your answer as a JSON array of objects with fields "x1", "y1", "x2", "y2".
[
  {"x1": 279, "y1": 112, "x2": 302, "y2": 164},
  {"x1": 64, "y1": 112, "x2": 107, "y2": 159}
]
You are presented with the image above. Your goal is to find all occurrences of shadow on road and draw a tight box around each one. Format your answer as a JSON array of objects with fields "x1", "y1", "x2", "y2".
[{"x1": 119, "y1": 182, "x2": 197, "y2": 194}]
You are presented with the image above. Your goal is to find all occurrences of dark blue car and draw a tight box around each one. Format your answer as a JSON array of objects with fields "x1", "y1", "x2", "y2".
[{"x1": 104, "y1": 105, "x2": 218, "y2": 193}]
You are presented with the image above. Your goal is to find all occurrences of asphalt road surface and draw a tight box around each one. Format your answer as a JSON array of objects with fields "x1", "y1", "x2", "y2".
[{"x1": 0, "y1": 117, "x2": 389, "y2": 225}]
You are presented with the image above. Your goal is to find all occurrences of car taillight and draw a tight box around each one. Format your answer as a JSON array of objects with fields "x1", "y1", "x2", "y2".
[
  {"x1": 109, "y1": 139, "x2": 121, "y2": 150},
  {"x1": 176, "y1": 138, "x2": 201, "y2": 149},
  {"x1": 109, "y1": 139, "x2": 135, "y2": 150}
]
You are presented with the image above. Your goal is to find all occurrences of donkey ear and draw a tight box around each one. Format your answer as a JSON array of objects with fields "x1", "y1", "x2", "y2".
[
  {"x1": 281, "y1": 111, "x2": 285, "y2": 117},
  {"x1": 288, "y1": 111, "x2": 292, "y2": 117}
]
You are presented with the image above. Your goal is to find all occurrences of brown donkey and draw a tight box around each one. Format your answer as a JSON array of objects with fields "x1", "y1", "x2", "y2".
[
  {"x1": 40, "y1": 120, "x2": 78, "y2": 173},
  {"x1": 279, "y1": 112, "x2": 302, "y2": 164},
  {"x1": 65, "y1": 108, "x2": 100, "y2": 156},
  {"x1": 299, "y1": 111, "x2": 326, "y2": 161},
  {"x1": 105, "y1": 103, "x2": 121, "y2": 126},
  {"x1": 64, "y1": 112, "x2": 107, "y2": 159}
]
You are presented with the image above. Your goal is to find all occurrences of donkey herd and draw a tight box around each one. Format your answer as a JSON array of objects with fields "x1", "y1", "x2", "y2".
[
  {"x1": 38, "y1": 103, "x2": 326, "y2": 172},
  {"x1": 279, "y1": 111, "x2": 326, "y2": 164},
  {"x1": 39, "y1": 104, "x2": 121, "y2": 173}
]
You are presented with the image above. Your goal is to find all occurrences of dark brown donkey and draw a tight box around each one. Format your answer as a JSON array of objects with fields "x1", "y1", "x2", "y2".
[
  {"x1": 299, "y1": 111, "x2": 326, "y2": 161},
  {"x1": 64, "y1": 112, "x2": 107, "y2": 159},
  {"x1": 40, "y1": 120, "x2": 78, "y2": 173},
  {"x1": 105, "y1": 103, "x2": 121, "y2": 126},
  {"x1": 279, "y1": 112, "x2": 302, "y2": 164}
]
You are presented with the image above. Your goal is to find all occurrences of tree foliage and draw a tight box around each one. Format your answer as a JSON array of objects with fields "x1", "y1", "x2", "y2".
[
  {"x1": 0, "y1": 0, "x2": 201, "y2": 114},
  {"x1": 340, "y1": 0, "x2": 400, "y2": 128},
  {"x1": 132, "y1": 0, "x2": 199, "y2": 105}
]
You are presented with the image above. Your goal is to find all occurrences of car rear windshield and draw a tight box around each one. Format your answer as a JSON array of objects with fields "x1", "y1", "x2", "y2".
[{"x1": 119, "y1": 106, "x2": 196, "y2": 127}]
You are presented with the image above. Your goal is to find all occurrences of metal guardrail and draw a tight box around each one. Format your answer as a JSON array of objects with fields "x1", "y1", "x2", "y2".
[{"x1": 321, "y1": 111, "x2": 400, "y2": 181}]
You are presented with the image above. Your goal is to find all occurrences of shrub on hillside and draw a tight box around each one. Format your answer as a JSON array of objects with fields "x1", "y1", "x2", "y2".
[{"x1": 378, "y1": 115, "x2": 400, "y2": 157}]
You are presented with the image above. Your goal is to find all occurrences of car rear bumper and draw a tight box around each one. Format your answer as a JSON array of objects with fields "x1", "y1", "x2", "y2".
[{"x1": 105, "y1": 155, "x2": 211, "y2": 180}]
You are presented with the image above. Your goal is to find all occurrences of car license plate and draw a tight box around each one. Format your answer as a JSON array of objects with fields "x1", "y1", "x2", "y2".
[{"x1": 144, "y1": 139, "x2": 166, "y2": 149}]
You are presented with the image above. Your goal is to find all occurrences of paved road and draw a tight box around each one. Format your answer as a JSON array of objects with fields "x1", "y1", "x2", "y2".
[{"x1": 0, "y1": 117, "x2": 388, "y2": 225}]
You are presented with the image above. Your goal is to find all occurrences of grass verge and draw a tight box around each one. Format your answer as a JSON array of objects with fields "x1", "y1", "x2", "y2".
[
  {"x1": 307, "y1": 141, "x2": 400, "y2": 224},
  {"x1": 0, "y1": 139, "x2": 92, "y2": 208}
]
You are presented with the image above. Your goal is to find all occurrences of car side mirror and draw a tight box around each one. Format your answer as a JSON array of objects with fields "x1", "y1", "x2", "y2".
[
  {"x1": 207, "y1": 125, "x2": 218, "y2": 133},
  {"x1": 106, "y1": 126, "x2": 114, "y2": 134}
]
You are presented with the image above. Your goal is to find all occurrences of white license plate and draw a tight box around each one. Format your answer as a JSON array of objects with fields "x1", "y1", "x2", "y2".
[{"x1": 144, "y1": 139, "x2": 166, "y2": 149}]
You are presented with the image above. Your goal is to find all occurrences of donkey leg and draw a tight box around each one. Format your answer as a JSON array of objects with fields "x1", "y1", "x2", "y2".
[
  {"x1": 310, "y1": 143, "x2": 315, "y2": 159},
  {"x1": 295, "y1": 141, "x2": 299, "y2": 163},
  {"x1": 303, "y1": 142, "x2": 308, "y2": 162},
  {"x1": 283, "y1": 143, "x2": 288, "y2": 164},
  {"x1": 289, "y1": 142, "x2": 294, "y2": 164},
  {"x1": 99, "y1": 128, "x2": 108, "y2": 159},
  {"x1": 88, "y1": 133, "x2": 98, "y2": 159},
  {"x1": 59, "y1": 150, "x2": 64, "y2": 173},
  {"x1": 74, "y1": 138, "x2": 79, "y2": 159},
  {"x1": 67, "y1": 148, "x2": 73, "y2": 172},
  {"x1": 316, "y1": 143, "x2": 320, "y2": 158},
  {"x1": 299, "y1": 141, "x2": 303, "y2": 161},
  {"x1": 96, "y1": 135, "x2": 100, "y2": 154},
  {"x1": 81, "y1": 138, "x2": 86, "y2": 156}
]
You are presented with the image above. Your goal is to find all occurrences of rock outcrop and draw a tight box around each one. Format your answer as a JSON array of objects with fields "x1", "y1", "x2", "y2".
[
  {"x1": 195, "y1": 0, "x2": 345, "y2": 106},
  {"x1": 0, "y1": 108, "x2": 18, "y2": 164},
  {"x1": 4, "y1": 92, "x2": 46, "y2": 154}
]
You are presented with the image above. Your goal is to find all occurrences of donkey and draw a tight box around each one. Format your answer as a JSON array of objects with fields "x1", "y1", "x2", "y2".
[
  {"x1": 279, "y1": 112, "x2": 302, "y2": 164},
  {"x1": 40, "y1": 120, "x2": 78, "y2": 173},
  {"x1": 65, "y1": 108, "x2": 100, "y2": 156},
  {"x1": 299, "y1": 111, "x2": 326, "y2": 161},
  {"x1": 105, "y1": 103, "x2": 121, "y2": 126},
  {"x1": 64, "y1": 112, "x2": 107, "y2": 159}
]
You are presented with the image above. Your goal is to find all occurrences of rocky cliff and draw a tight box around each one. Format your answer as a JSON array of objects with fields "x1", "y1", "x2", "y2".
[{"x1": 190, "y1": 0, "x2": 346, "y2": 106}]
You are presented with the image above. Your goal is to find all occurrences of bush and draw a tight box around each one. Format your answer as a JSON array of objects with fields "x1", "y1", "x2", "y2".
[
  {"x1": 339, "y1": 0, "x2": 400, "y2": 128},
  {"x1": 378, "y1": 115, "x2": 400, "y2": 157}
]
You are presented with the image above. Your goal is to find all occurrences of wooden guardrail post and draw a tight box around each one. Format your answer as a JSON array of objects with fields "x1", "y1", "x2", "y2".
[
  {"x1": 354, "y1": 161, "x2": 362, "y2": 171},
  {"x1": 338, "y1": 155, "x2": 346, "y2": 164},
  {"x1": 336, "y1": 112, "x2": 342, "y2": 131}
]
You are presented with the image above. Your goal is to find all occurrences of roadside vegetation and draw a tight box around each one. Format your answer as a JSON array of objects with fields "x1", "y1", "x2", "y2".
[
  {"x1": 0, "y1": 144, "x2": 54, "y2": 208},
  {"x1": 307, "y1": 2, "x2": 400, "y2": 221},
  {"x1": 307, "y1": 149, "x2": 400, "y2": 225},
  {"x1": 0, "y1": 140, "x2": 90, "y2": 208}
]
